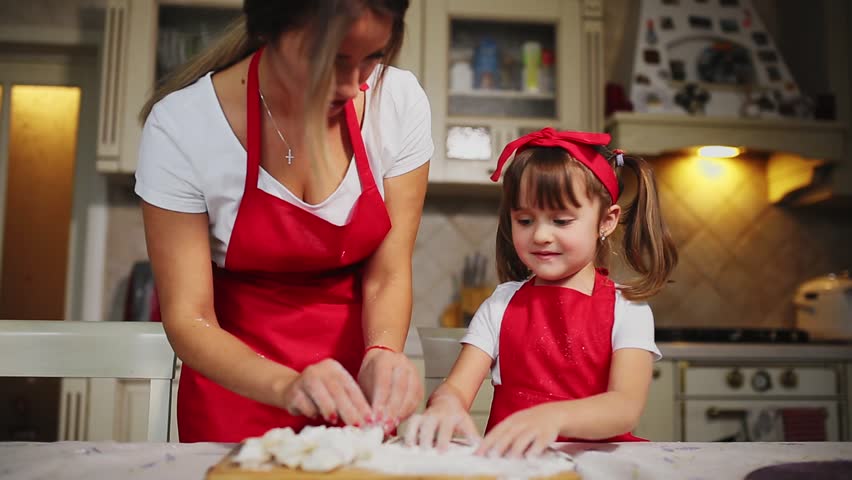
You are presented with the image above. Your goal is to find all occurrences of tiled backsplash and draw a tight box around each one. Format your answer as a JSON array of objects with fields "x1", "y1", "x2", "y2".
[{"x1": 105, "y1": 158, "x2": 851, "y2": 351}]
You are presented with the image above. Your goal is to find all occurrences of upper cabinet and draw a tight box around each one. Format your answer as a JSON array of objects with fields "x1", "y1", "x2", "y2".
[
  {"x1": 422, "y1": 0, "x2": 604, "y2": 184},
  {"x1": 94, "y1": 0, "x2": 603, "y2": 179},
  {"x1": 96, "y1": 0, "x2": 241, "y2": 174}
]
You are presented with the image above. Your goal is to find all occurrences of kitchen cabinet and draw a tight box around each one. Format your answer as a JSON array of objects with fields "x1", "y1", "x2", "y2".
[
  {"x1": 422, "y1": 0, "x2": 604, "y2": 184},
  {"x1": 634, "y1": 360, "x2": 676, "y2": 441},
  {"x1": 95, "y1": 0, "x2": 422, "y2": 174},
  {"x1": 96, "y1": 0, "x2": 242, "y2": 174}
]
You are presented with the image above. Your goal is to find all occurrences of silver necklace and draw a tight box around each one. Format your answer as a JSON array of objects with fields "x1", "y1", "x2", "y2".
[{"x1": 258, "y1": 88, "x2": 294, "y2": 165}]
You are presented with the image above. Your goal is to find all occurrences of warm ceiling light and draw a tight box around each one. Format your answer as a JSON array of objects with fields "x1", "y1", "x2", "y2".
[{"x1": 697, "y1": 145, "x2": 741, "y2": 158}]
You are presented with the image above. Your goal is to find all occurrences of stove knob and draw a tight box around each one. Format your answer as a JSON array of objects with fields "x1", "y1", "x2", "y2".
[
  {"x1": 780, "y1": 369, "x2": 798, "y2": 389},
  {"x1": 726, "y1": 368, "x2": 744, "y2": 389},
  {"x1": 751, "y1": 370, "x2": 772, "y2": 392}
]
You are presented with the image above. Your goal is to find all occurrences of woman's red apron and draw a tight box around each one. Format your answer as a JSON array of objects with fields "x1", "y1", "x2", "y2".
[
  {"x1": 177, "y1": 47, "x2": 391, "y2": 442},
  {"x1": 486, "y1": 270, "x2": 645, "y2": 442}
]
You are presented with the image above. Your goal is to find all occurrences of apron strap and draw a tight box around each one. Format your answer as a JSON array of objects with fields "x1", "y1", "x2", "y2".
[
  {"x1": 344, "y1": 99, "x2": 378, "y2": 192},
  {"x1": 245, "y1": 46, "x2": 264, "y2": 192}
]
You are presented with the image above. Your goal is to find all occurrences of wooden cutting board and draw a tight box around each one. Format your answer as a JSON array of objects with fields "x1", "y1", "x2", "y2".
[{"x1": 206, "y1": 446, "x2": 581, "y2": 480}]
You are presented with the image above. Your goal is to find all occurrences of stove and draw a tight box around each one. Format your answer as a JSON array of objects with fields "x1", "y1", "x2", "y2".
[{"x1": 655, "y1": 327, "x2": 810, "y2": 344}]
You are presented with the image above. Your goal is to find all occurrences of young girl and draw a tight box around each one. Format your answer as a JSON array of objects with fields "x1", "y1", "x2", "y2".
[{"x1": 404, "y1": 128, "x2": 677, "y2": 457}]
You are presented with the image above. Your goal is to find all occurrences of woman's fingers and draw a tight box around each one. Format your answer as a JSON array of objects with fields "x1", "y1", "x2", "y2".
[
  {"x1": 399, "y1": 367, "x2": 424, "y2": 420},
  {"x1": 384, "y1": 366, "x2": 406, "y2": 428},
  {"x1": 287, "y1": 388, "x2": 318, "y2": 418},
  {"x1": 340, "y1": 372, "x2": 373, "y2": 426},
  {"x1": 367, "y1": 361, "x2": 392, "y2": 421}
]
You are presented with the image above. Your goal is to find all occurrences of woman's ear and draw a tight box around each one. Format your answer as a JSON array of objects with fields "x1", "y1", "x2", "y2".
[{"x1": 600, "y1": 204, "x2": 621, "y2": 237}]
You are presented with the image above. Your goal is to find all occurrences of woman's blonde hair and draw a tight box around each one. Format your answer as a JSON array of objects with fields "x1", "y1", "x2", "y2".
[
  {"x1": 495, "y1": 147, "x2": 678, "y2": 300},
  {"x1": 139, "y1": 0, "x2": 409, "y2": 182}
]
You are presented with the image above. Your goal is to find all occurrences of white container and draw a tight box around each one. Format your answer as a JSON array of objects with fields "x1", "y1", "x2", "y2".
[{"x1": 793, "y1": 272, "x2": 852, "y2": 340}]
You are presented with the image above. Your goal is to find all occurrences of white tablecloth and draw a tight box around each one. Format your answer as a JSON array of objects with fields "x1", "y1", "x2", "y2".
[{"x1": 1, "y1": 441, "x2": 851, "y2": 479}]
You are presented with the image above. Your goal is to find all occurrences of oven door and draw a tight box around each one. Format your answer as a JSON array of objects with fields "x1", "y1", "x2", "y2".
[{"x1": 683, "y1": 399, "x2": 840, "y2": 442}]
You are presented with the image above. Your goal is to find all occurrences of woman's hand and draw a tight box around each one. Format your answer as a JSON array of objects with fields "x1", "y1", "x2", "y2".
[
  {"x1": 358, "y1": 348, "x2": 423, "y2": 432},
  {"x1": 403, "y1": 393, "x2": 480, "y2": 451},
  {"x1": 282, "y1": 358, "x2": 373, "y2": 427},
  {"x1": 475, "y1": 403, "x2": 561, "y2": 458}
]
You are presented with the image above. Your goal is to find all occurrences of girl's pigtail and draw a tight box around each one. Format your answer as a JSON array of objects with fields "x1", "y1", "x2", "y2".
[{"x1": 618, "y1": 155, "x2": 678, "y2": 300}]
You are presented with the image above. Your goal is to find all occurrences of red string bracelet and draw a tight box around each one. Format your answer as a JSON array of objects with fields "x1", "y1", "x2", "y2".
[{"x1": 365, "y1": 344, "x2": 396, "y2": 354}]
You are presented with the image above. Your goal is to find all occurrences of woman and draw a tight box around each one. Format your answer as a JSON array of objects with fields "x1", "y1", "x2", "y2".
[{"x1": 136, "y1": 0, "x2": 431, "y2": 442}]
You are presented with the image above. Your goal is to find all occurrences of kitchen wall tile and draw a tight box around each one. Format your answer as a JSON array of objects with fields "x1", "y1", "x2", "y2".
[{"x1": 101, "y1": 153, "x2": 851, "y2": 345}]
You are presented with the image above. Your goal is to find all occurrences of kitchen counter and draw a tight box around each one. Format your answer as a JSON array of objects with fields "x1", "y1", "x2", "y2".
[
  {"x1": 658, "y1": 342, "x2": 852, "y2": 361},
  {"x1": 1, "y1": 441, "x2": 851, "y2": 479}
]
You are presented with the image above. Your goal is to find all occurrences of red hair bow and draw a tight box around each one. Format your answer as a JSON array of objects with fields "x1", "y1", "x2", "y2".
[{"x1": 490, "y1": 127, "x2": 620, "y2": 202}]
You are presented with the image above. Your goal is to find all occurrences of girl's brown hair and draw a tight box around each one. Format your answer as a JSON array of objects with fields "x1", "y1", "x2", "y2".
[{"x1": 495, "y1": 147, "x2": 678, "y2": 301}]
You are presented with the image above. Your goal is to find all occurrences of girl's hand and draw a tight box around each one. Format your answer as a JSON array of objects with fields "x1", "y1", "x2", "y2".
[
  {"x1": 282, "y1": 358, "x2": 373, "y2": 427},
  {"x1": 475, "y1": 404, "x2": 561, "y2": 458},
  {"x1": 403, "y1": 394, "x2": 480, "y2": 451},
  {"x1": 358, "y1": 349, "x2": 424, "y2": 432}
]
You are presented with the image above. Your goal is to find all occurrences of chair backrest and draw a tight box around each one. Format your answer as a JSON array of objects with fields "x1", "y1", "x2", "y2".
[
  {"x1": 0, "y1": 320, "x2": 175, "y2": 442},
  {"x1": 418, "y1": 327, "x2": 468, "y2": 393}
]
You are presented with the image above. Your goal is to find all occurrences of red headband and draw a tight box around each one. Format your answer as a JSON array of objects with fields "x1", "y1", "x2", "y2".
[{"x1": 490, "y1": 127, "x2": 620, "y2": 202}]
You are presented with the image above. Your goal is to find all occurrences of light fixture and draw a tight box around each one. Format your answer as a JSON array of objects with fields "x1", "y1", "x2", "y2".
[{"x1": 697, "y1": 145, "x2": 741, "y2": 158}]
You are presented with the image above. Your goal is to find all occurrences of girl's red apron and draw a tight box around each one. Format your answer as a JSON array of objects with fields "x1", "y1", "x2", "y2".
[
  {"x1": 177, "y1": 47, "x2": 391, "y2": 442},
  {"x1": 486, "y1": 270, "x2": 645, "y2": 442}
]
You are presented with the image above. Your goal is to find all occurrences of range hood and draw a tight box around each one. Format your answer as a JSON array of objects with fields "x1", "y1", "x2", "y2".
[
  {"x1": 609, "y1": 0, "x2": 851, "y2": 207},
  {"x1": 606, "y1": 112, "x2": 850, "y2": 207}
]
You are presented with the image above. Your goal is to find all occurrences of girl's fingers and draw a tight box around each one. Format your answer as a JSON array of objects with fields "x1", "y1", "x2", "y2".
[
  {"x1": 461, "y1": 416, "x2": 482, "y2": 445},
  {"x1": 506, "y1": 429, "x2": 537, "y2": 459},
  {"x1": 403, "y1": 414, "x2": 424, "y2": 447},
  {"x1": 526, "y1": 435, "x2": 551, "y2": 458},
  {"x1": 434, "y1": 415, "x2": 459, "y2": 452},
  {"x1": 487, "y1": 431, "x2": 516, "y2": 458},
  {"x1": 417, "y1": 414, "x2": 440, "y2": 448}
]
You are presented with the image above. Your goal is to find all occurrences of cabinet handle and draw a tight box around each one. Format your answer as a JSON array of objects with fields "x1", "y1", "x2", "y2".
[
  {"x1": 652, "y1": 367, "x2": 661, "y2": 379},
  {"x1": 97, "y1": 0, "x2": 130, "y2": 158}
]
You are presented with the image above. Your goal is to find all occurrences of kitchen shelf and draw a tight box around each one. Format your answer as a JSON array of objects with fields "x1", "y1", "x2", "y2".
[{"x1": 448, "y1": 89, "x2": 555, "y2": 100}]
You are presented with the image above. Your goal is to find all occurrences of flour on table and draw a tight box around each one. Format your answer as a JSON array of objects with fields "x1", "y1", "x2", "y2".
[{"x1": 233, "y1": 425, "x2": 575, "y2": 480}]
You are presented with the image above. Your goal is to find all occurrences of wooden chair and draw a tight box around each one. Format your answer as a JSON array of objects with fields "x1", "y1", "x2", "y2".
[{"x1": 0, "y1": 320, "x2": 175, "y2": 441}]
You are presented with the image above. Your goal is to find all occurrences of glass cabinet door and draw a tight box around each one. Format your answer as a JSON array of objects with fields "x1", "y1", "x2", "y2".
[
  {"x1": 447, "y1": 18, "x2": 557, "y2": 119},
  {"x1": 423, "y1": 0, "x2": 597, "y2": 184},
  {"x1": 156, "y1": 4, "x2": 242, "y2": 82}
]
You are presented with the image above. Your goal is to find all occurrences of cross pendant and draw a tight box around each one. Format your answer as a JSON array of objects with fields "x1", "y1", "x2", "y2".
[{"x1": 285, "y1": 148, "x2": 294, "y2": 165}]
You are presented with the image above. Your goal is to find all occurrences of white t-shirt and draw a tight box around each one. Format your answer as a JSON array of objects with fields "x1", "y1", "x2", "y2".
[
  {"x1": 461, "y1": 280, "x2": 662, "y2": 385},
  {"x1": 135, "y1": 66, "x2": 433, "y2": 267}
]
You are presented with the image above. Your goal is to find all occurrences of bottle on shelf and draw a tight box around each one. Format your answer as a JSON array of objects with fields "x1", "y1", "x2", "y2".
[
  {"x1": 521, "y1": 41, "x2": 542, "y2": 93},
  {"x1": 540, "y1": 48, "x2": 554, "y2": 94},
  {"x1": 473, "y1": 37, "x2": 499, "y2": 90}
]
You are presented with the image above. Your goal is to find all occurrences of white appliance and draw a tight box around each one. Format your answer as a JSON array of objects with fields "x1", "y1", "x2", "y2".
[
  {"x1": 794, "y1": 272, "x2": 852, "y2": 340},
  {"x1": 680, "y1": 364, "x2": 842, "y2": 442}
]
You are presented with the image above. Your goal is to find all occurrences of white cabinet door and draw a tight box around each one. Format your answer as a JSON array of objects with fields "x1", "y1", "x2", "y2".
[
  {"x1": 96, "y1": 0, "x2": 241, "y2": 174},
  {"x1": 422, "y1": 0, "x2": 604, "y2": 184},
  {"x1": 633, "y1": 360, "x2": 676, "y2": 441},
  {"x1": 96, "y1": 0, "x2": 157, "y2": 173}
]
